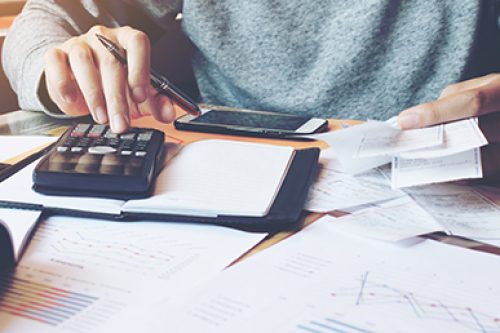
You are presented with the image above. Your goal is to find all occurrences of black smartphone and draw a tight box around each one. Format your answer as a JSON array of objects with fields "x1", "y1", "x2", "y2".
[{"x1": 174, "y1": 109, "x2": 328, "y2": 138}]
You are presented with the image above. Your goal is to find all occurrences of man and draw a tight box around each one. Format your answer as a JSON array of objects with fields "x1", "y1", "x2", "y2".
[{"x1": 3, "y1": 0, "x2": 500, "y2": 178}]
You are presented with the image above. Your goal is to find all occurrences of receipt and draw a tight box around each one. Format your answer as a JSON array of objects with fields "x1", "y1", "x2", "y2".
[
  {"x1": 406, "y1": 184, "x2": 500, "y2": 239},
  {"x1": 399, "y1": 118, "x2": 487, "y2": 159},
  {"x1": 311, "y1": 122, "x2": 392, "y2": 174},
  {"x1": 391, "y1": 148, "x2": 482, "y2": 188},
  {"x1": 355, "y1": 124, "x2": 443, "y2": 158},
  {"x1": 305, "y1": 166, "x2": 404, "y2": 213},
  {"x1": 330, "y1": 196, "x2": 442, "y2": 241}
]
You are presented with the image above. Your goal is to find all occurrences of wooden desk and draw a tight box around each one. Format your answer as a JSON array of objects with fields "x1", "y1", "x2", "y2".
[
  {"x1": 3, "y1": 109, "x2": 500, "y2": 259},
  {"x1": 0, "y1": 0, "x2": 25, "y2": 17}
]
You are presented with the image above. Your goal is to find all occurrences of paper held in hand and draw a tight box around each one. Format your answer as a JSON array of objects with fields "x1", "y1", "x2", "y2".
[{"x1": 307, "y1": 117, "x2": 487, "y2": 188}]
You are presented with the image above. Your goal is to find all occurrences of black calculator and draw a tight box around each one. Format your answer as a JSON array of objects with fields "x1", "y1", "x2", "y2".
[{"x1": 32, "y1": 124, "x2": 165, "y2": 198}]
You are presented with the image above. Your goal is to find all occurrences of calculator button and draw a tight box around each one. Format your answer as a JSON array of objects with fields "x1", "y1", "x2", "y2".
[
  {"x1": 120, "y1": 133, "x2": 137, "y2": 140},
  {"x1": 71, "y1": 124, "x2": 91, "y2": 137},
  {"x1": 56, "y1": 146, "x2": 69, "y2": 153},
  {"x1": 138, "y1": 131, "x2": 153, "y2": 141},
  {"x1": 135, "y1": 142, "x2": 148, "y2": 151},
  {"x1": 88, "y1": 146, "x2": 117, "y2": 155},
  {"x1": 121, "y1": 150, "x2": 133, "y2": 156},
  {"x1": 48, "y1": 152, "x2": 80, "y2": 171},
  {"x1": 107, "y1": 138, "x2": 120, "y2": 147},
  {"x1": 74, "y1": 154, "x2": 102, "y2": 173},
  {"x1": 100, "y1": 155, "x2": 125, "y2": 175},
  {"x1": 124, "y1": 157, "x2": 144, "y2": 176},
  {"x1": 93, "y1": 138, "x2": 107, "y2": 146},
  {"x1": 135, "y1": 151, "x2": 147, "y2": 157},
  {"x1": 87, "y1": 126, "x2": 106, "y2": 138},
  {"x1": 104, "y1": 130, "x2": 119, "y2": 139},
  {"x1": 64, "y1": 138, "x2": 77, "y2": 146},
  {"x1": 120, "y1": 140, "x2": 134, "y2": 149},
  {"x1": 76, "y1": 138, "x2": 92, "y2": 147},
  {"x1": 71, "y1": 147, "x2": 84, "y2": 153}
]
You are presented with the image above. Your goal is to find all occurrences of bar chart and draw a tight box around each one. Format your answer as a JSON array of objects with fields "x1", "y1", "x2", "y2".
[{"x1": 0, "y1": 275, "x2": 97, "y2": 326}]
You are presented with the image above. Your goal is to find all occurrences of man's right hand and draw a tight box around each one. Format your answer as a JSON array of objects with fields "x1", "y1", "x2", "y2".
[{"x1": 43, "y1": 25, "x2": 176, "y2": 133}]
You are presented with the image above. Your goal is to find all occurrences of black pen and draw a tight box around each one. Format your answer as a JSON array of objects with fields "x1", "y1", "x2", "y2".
[{"x1": 96, "y1": 34, "x2": 201, "y2": 115}]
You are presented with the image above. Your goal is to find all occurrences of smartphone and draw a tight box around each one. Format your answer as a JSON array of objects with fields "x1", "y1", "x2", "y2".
[{"x1": 174, "y1": 109, "x2": 328, "y2": 138}]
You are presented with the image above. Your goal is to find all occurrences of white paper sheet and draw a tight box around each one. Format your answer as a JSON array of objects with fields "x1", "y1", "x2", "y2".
[
  {"x1": 355, "y1": 123, "x2": 443, "y2": 158},
  {"x1": 0, "y1": 160, "x2": 125, "y2": 215},
  {"x1": 309, "y1": 122, "x2": 392, "y2": 174},
  {"x1": 0, "y1": 216, "x2": 266, "y2": 332},
  {"x1": 0, "y1": 135, "x2": 56, "y2": 162},
  {"x1": 406, "y1": 184, "x2": 500, "y2": 239},
  {"x1": 391, "y1": 148, "x2": 483, "y2": 188},
  {"x1": 305, "y1": 166, "x2": 404, "y2": 213},
  {"x1": 150, "y1": 216, "x2": 500, "y2": 333},
  {"x1": 399, "y1": 118, "x2": 488, "y2": 159},
  {"x1": 329, "y1": 196, "x2": 442, "y2": 241},
  {"x1": 124, "y1": 140, "x2": 294, "y2": 217},
  {"x1": 0, "y1": 208, "x2": 41, "y2": 261}
]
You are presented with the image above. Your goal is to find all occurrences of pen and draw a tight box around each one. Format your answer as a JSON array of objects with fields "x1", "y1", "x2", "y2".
[{"x1": 95, "y1": 34, "x2": 201, "y2": 115}]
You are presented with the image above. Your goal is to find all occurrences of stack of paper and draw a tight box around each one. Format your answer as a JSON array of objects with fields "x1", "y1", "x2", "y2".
[
  {"x1": 304, "y1": 118, "x2": 500, "y2": 242},
  {"x1": 314, "y1": 118, "x2": 487, "y2": 188},
  {"x1": 146, "y1": 216, "x2": 500, "y2": 333},
  {"x1": 0, "y1": 215, "x2": 266, "y2": 332}
]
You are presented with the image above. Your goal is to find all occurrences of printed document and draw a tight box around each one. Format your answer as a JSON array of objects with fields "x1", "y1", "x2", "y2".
[
  {"x1": 329, "y1": 196, "x2": 442, "y2": 241},
  {"x1": 149, "y1": 216, "x2": 500, "y2": 333},
  {"x1": 308, "y1": 118, "x2": 486, "y2": 187},
  {"x1": 0, "y1": 216, "x2": 265, "y2": 332},
  {"x1": 392, "y1": 148, "x2": 483, "y2": 188},
  {"x1": 406, "y1": 184, "x2": 500, "y2": 239},
  {"x1": 305, "y1": 165, "x2": 404, "y2": 213}
]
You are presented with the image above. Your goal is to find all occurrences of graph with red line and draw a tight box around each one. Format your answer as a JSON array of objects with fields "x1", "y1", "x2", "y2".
[{"x1": 318, "y1": 271, "x2": 500, "y2": 333}]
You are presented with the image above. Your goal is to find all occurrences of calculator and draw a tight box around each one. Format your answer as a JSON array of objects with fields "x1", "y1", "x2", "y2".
[{"x1": 32, "y1": 124, "x2": 165, "y2": 198}]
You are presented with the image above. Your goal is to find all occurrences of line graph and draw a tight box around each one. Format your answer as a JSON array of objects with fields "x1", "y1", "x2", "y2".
[
  {"x1": 325, "y1": 272, "x2": 500, "y2": 333},
  {"x1": 29, "y1": 221, "x2": 207, "y2": 277}
]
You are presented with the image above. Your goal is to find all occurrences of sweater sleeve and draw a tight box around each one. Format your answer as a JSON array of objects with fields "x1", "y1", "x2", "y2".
[{"x1": 1, "y1": 0, "x2": 180, "y2": 117}]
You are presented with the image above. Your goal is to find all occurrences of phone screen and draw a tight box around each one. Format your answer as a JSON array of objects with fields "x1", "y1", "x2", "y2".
[{"x1": 193, "y1": 110, "x2": 311, "y2": 130}]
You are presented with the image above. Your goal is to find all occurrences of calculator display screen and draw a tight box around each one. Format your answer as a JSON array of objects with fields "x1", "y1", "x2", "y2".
[{"x1": 193, "y1": 110, "x2": 311, "y2": 130}]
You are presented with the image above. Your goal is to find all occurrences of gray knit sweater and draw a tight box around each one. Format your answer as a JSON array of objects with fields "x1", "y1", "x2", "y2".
[{"x1": 3, "y1": 1, "x2": 500, "y2": 120}]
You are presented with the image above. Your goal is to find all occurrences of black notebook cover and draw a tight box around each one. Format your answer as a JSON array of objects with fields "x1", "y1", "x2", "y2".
[{"x1": 0, "y1": 148, "x2": 320, "y2": 232}]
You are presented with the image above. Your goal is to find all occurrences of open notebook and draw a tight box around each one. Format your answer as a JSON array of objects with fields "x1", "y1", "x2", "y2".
[{"x1": 0, "y1": 140, "x2": 319, "y2": 232}]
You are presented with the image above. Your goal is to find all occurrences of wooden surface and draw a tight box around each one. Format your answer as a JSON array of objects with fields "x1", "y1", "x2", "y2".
[{"x1": 4, "y1": 109, "x2": 500, "y2": 259}]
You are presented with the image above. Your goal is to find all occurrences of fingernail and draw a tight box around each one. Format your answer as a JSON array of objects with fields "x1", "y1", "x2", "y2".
[
  {"x1": 94, "y1": 106, "x2": 107, "y2": 124},
  {"x1": 161, "y1": 103, "x2": 175, "y2": 122},
  {"x1": 132, "y1": 87, "x2": 147, "y2": 102},
  {"x1": 111, "y1": 114, "x2": 128, "y2": 133},
  {"x1": 398, "y1": 113, "x2": 419, "y2": 129}
]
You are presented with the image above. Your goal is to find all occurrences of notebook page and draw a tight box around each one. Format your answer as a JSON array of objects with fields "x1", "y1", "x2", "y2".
[
  {"x1": 0, "y1": 160, "x2": 125, "y2": 215},
  {"x1": 124, "y1": 140, "x2": 294, "y2": 217}
]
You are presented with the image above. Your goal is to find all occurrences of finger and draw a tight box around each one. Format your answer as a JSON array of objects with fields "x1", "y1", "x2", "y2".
[
  {"x1": 138, "y1": 86, "x2": 176, "y2": 123},
  {"x1": 439, "y1": 74, "x2": 500, "y2": 99},
  {"x1": 93, "y1": 37, "x2": 130, "y2": 133},
  {"x1": 116, "y1": 27, "x2": 151, "y2": 104},
  {"x1": 125, "y1": 87, "x2": 141, "y2": 119},
  {"x1": 66, "y1": 42, "x2": 108, "y2": 124},
  {"x1": 399, "y1": 83, "x2": 500, "y2": 129},
  {"x1": 44, "y1": 48, "x2": 88, "y2": 117}
]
